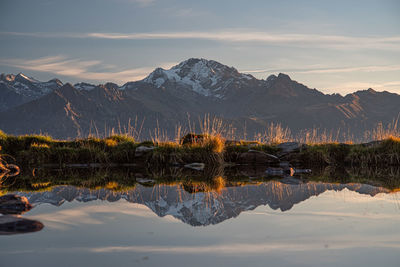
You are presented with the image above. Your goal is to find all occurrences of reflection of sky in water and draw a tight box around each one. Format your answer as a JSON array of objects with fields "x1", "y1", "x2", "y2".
[{"x1": 1, "y1": 188, "x2": 400, "y2": 267}]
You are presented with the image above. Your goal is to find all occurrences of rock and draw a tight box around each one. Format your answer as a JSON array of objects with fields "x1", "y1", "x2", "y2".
[
  {"x1": 238, "y1": 165, "x2": 269, "y2": 178},
  {"x1": 0, "y1": 195, "x2": 32, "y2": 215},
  {"x1": 293, "y1": 168, "x2": 312, "y2": 174},
  {"x1": 238, "y1": 150, "x2": 280, "y2": 164},
  {"x1": 277, "y1": 142, "x2": 306, "y2": 156},
  {"x1": 136, "y1": 178, "x2": 156, "y2": 183},
  {"x1": 181, "y1": 133, "x2": 208, "y2": 145},
  {"x1": 287, "y1": 167, "x2": 295, "y2": 176},
  {"x1": 184, "y1": 163, "x2": 205, "y2": 171},
  {"x1": 279, "y1": 161, "x2": 291, "y2": 168},
  {"x1": 135, "y1": 146, "x2": 155, "y2": 157},
  {"x1": 265, "y1": 167, "x2": 284, "y2": 176},
  {"x1": 362, "y1": 140, "x2": 383, "y2": 147},
  {"x1": 0, "y1": 215, "x2": 44, "y2": 235},
  {"x1": 265, "y1": 167, "x2": 295, "y2": 176}
]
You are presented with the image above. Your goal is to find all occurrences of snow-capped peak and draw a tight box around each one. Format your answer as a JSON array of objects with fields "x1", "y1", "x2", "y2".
[
  {"x1": 0, "y1": 72, "x2": 63, "y2": 99},
  {"x1": 143, "y1": 58, "x2": 255, "y2": 98},
  {"x1": 74, "y1": 82, "x2": 96, "y2": 91},
  {"x1": 15, "y1": 73, "x2": 40, "y2": 83}
]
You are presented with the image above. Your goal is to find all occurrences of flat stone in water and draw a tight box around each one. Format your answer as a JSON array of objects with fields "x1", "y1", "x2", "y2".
[
  {"x1": 0, "y1": 215, "x2": 44, "y2": 235},
  {"x1": 0, "y1": 195, "x2": 32, "y2": 215}
]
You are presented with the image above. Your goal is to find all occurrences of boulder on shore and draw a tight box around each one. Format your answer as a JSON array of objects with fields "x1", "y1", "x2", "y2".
[
  {"x1": 238, "y1": 150, "x2": 280, "y2": 165},
  {"x1": 135, "y1": 146, "x2": 155, "y2": 157},
  {"x1": 277, "y1": 142, "x2": 306, "y2": 156}
]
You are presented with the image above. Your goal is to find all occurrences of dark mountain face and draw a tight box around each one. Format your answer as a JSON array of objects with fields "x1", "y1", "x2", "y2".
[
  {"x1": 16, "y1": 181, "x2": 389, "y2": 226},
  {"x1": 0, "y1": 58, "x2": 399, "y2": 140}
]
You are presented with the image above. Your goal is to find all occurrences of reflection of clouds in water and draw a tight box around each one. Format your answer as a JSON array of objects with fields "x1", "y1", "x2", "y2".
[
  {"x1": 7, "y1": 238, "x2": 400, "y2": 255},
  {"x1": 248, "y1": 210, "x2": 400, "y2": 220},
  {"x1": 320, "y1": 189, "x2": 400, "y2": 214},
  {"x1": 89, "y1": 240, "x2": 400, "y2": 254},
  {"x1": 325, "y1": 188, "x2": 400, "y2": 203},
  {"x1": 28, "y1": 202, "x2": 176, "y2": 230}
]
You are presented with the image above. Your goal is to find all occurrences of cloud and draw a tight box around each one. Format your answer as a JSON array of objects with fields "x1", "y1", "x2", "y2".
[
  {"x1": 323, "y1": 81, "x2": 400, "y2": 94},
  {"x1": 0, "y1": 55, "x2": 176, "y2": 84},
  {"x1": 239, "y1": 64, "x2": 400, "y2": 94},
  {"x1": 2, "y1": 31, "x2": 400, "y2": 50},
  {"x1": 241, "y1": 64, "x2": 400, "y2": 75}
]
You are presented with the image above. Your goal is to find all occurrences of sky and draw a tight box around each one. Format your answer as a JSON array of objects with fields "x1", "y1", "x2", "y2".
[{"x1": 0, "y1": 0, "x2": 399, "y2": 95}]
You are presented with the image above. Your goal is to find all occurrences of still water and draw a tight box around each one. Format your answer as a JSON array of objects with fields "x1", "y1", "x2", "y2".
[{"x1": 1, "y1": 180, "x2": 400, "y2": 267}]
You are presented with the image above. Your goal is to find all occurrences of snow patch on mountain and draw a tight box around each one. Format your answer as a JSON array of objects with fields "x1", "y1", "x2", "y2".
[
  {"x1": 0, "y1": 73, "x2": 63, "y2": 100},
  {"x1": 142, "y1": 58, "x2": 255, "y2": 98},
  {"x1": 74, "y1": 82, "x2": 96, "y2": 91}
]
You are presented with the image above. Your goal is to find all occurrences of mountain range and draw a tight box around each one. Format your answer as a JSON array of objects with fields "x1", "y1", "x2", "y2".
[
  {"x1": 17, "y1": 181, "x2": 390, "y2": 226},
  {"x1": 1, "y1": 58, "x2": 399, "y2": 140}
]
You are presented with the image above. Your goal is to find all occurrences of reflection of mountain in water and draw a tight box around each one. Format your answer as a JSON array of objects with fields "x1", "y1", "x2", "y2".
[{"x1": 18, "y1": 180, "x2": 390, "y2": 226}]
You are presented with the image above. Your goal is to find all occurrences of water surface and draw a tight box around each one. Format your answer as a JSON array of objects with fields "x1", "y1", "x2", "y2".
[{"x1": 1, "y1": 179, "x2": 400, "y2": 267}]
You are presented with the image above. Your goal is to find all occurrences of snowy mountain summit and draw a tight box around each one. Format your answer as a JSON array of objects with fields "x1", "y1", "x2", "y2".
[
  {"x1": 0, "y1": 72, "x2": 63, "y2": 111},
  {"x1": 143, "y1": 58, "x2": 255, "y2": 98},
  {"x1": 0, "y1": 72, "x2": 63, "y2": 98}
]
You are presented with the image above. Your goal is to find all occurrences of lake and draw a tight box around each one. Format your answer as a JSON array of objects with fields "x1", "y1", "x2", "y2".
[{"x1": 1, "y1": 175, "x2": 400, "y2": 267}]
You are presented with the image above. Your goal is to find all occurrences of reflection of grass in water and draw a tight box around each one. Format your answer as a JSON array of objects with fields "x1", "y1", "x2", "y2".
[
  {"x1": 2, "y1": 165, "x2": 400, "y2": 197},
  {"x1": 0, "y1": 167, "x2": 139, "y2": 195}
]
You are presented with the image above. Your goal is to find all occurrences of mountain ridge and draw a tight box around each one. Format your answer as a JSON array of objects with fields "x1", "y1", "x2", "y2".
[{"x1": 1, "y1": 58, "x2": 399, "y2": 140}]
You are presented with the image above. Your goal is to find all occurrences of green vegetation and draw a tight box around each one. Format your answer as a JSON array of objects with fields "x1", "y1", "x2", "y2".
[
  {"x1": 1, "y1": 130, "x2": 400, "y2": 169},
  {"x1": 299, "y1": 137, "x2": 400, "y2": 167},
  {"x1": 1, "y1": 125, "x2": 400, "y2": 195}
]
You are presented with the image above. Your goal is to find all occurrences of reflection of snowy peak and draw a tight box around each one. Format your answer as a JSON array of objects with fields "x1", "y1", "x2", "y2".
[
  {"x1": 18, "y1": 181, "x2": 390, "y2": 227},
  {"x1": 142, "y1": 58, "x2": 256, "y2": 99}
]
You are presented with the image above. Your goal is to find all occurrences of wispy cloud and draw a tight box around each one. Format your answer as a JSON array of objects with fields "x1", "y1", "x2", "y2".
[
  {"x1": 0, "y1": 55, "x2": 176, "y2": 84},
  {"x1": 2, "y1": 31, "x2": 400, "y2": 50},
  {"x1": 241, "y1": 64, "x2": 400, "y2": 75},
  {"x1": 324, "y1": 81, "x2": 400, "y2": 94}
]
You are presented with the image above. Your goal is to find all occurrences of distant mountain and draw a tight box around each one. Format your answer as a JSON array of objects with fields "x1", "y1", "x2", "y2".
[
  {"x1": 0, "y1": 73, "x2": 63, "y2": 111},
  {"x1": 17, "y1": 181, "x2": 390, "y2": 226},
  {"x1": 1, "y1": 58, "x2": 399, "y2": 139}
]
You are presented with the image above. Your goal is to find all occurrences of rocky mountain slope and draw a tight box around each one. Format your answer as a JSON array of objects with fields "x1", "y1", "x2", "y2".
[{"x1": 1, "y1": 58, "x2": 399, "y2": 139}]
